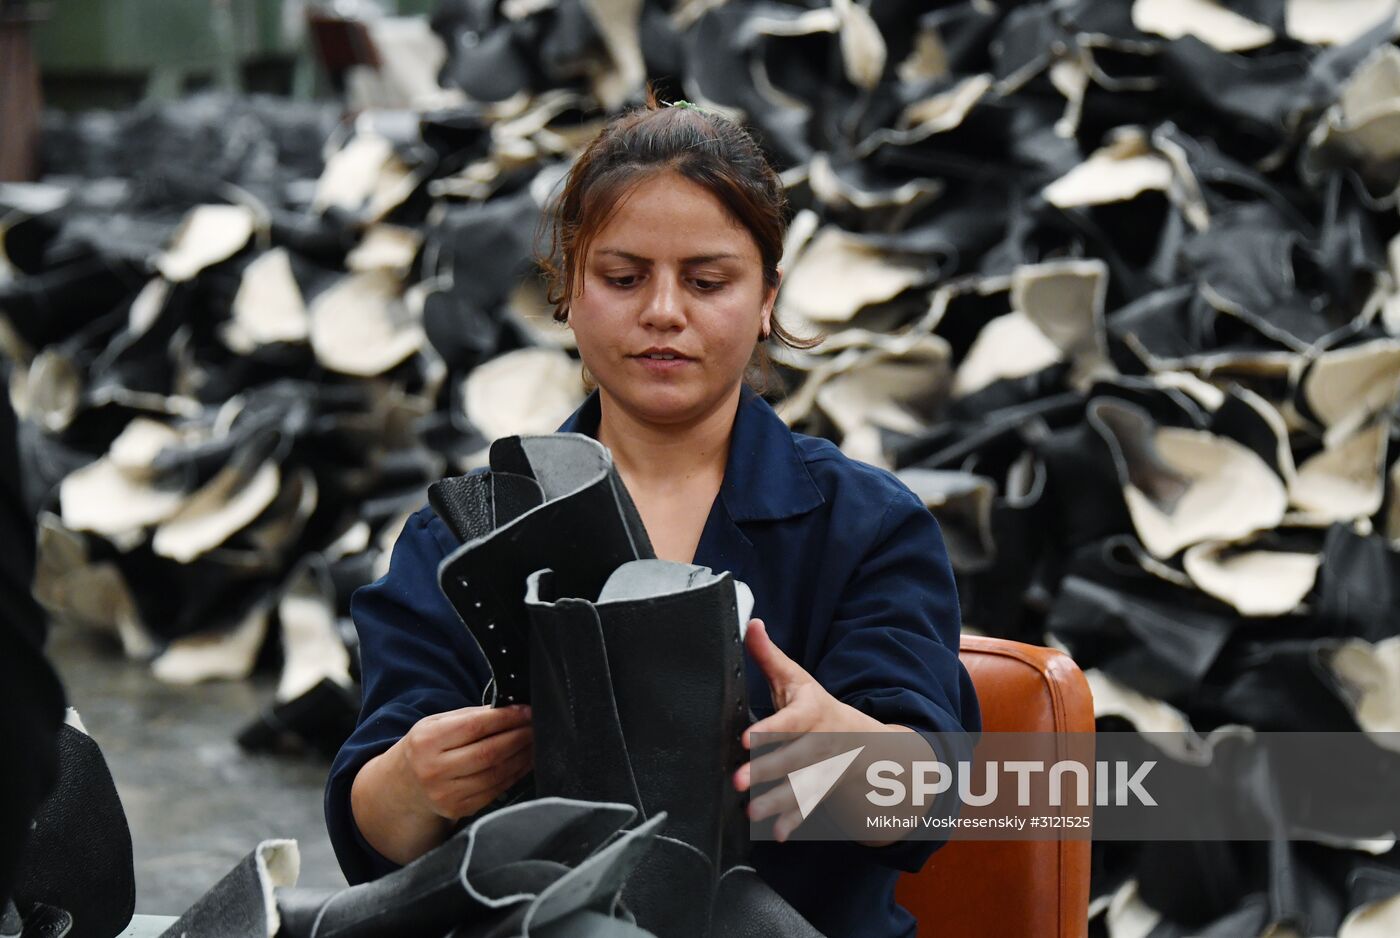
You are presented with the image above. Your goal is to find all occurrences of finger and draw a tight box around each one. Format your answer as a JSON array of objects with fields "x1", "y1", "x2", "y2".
[
  {"x1": 741, "y1": 700, "x2": 813, "y2": 750},
  {"x1": 425, "y1": 704, "x2": 532, "y2": 748},
  {"x1": 772, "y1": 808, "x2": 806, "y2": 843},
  {"x1": 451, "y1": 747, "x2": 534, "y2": 818},
  {"x1": 441, "y1": 725, "x2": 534, "y2": 778},
  {"x1": 454, "y1": 742, "x2": 535, "y2": 805},
  {"x1": 744, "y1": 620, "x2": 810, "y2": 698},
  {"x1": 738, "y1": 731, "x2": 843, "y2": 791},
  {"x1": 745, "y1": 778, "x2": 799, "y2": 825}
]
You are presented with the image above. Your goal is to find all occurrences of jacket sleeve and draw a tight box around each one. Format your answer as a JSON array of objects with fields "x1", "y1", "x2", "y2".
[
  {"x1": 324, "y1": 505, "x2": 491, "y2": 884},
  {"x1": 812, "y1": 487, "x2": 982, "y2": 873}
]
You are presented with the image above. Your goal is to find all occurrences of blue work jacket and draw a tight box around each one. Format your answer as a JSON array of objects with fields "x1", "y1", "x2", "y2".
[{"x1": 326, "y1": 385, "x2": 981, "y2": 938}]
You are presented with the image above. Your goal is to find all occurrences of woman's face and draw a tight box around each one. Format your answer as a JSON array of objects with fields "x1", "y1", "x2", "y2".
[{"x1": 568, "y1": 170, "x2": 777, "y2": 425}]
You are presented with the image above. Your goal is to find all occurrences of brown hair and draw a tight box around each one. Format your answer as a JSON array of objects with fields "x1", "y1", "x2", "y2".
[{"x1": 536, "y1": 86, "x2": 821, "y2": 394}]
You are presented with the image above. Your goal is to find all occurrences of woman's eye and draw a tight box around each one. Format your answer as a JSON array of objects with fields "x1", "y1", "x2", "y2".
[
  {"x1": 606, "y1": 275, "x2": 639, "y2": 288},
  {"x1": 693, "y1": 279, "x2": 725, "y2": 292}
]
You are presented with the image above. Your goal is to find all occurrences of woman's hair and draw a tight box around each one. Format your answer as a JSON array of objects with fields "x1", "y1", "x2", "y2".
[{"x1": 536, "y1": 86, "x2": 821, "y2": 393}]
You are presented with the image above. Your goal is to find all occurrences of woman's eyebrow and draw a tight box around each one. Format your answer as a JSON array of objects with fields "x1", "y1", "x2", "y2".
[{"x1": 597, "y1": 248, "x2": 741, "y2": 264}]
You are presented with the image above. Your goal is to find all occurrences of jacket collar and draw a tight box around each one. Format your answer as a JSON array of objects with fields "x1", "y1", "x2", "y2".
[{"x1": 555, "y1": 385, "x2": 824, "y2": 522}]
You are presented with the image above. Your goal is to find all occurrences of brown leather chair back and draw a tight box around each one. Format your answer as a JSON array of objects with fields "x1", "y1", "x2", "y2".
[{"x1": 895, "y1": 635, "x2": 1094, "y2": 937}]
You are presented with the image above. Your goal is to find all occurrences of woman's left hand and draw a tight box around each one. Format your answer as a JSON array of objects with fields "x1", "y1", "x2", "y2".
[{"x1": 733, "y1": 618, "x2": 915, "y2": 842}]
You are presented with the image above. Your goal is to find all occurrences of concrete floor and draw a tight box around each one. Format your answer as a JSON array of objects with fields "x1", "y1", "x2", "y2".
[{"x1": 48, "y1": 625, "x2": 348, "y2": 915}]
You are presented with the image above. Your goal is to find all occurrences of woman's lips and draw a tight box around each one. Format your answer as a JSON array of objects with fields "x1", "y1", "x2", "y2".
[{"x1": 631, "y1": 354, "x2": 694, "y2": 373}]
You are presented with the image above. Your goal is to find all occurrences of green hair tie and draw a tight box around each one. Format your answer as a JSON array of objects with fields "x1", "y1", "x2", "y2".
[{"x1": 668, "y1": 99, "x2": 705, "y2": 113}]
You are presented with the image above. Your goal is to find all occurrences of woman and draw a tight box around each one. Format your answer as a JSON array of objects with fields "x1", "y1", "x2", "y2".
[{"x1": 326, "y1": 94, "x2": 981, "y2": 938}]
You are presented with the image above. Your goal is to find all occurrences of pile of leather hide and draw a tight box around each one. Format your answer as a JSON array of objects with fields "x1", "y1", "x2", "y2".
[{"x1": 6, "y1": 1, "x2": 1400, "y2": 934}]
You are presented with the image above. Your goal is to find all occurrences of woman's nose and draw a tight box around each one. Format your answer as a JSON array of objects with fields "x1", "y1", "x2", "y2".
[{"x1": 638, "y1": 274, "x2": 685, "y2": 330}]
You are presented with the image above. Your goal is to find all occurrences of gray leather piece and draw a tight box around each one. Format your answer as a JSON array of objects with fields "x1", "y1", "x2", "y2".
[
  {"x1": 526, "y1": 561, "x2": 825, "y2": 938},
  {"x1": 1, "y1": 900, "x2": 22, "y2": 938},
  {"x1": 437, "y1": 434, "x2": 654, "y2": 707},
  {"x1": 157, "y1": 838, "x2": 297, "y2": 938},
  {"x1": 527, "y1": 911, "x2": 654, "y2": 938},
  {"x1": 164, "y1": 799, "x2": 662, "y2": 938},
  {"x1": 595, "y1": 563, "x2": 755, "y2": 640}
]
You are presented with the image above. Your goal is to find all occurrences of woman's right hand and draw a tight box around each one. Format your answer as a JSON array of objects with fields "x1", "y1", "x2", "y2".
[
  {"x1": 351, "y1": 703, "x2": 534, "y2": 864},
  {"x1": 398, "y1": 703, "x2": 535, "y2": 820}
]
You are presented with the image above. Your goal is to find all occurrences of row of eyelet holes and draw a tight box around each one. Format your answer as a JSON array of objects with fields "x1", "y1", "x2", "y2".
[
  {"x1": 462, "y1": 577, "x2": 518, "y2": 704},
  {"x1": 733, "y1": 624, "x2": 744, "y2": 769}
]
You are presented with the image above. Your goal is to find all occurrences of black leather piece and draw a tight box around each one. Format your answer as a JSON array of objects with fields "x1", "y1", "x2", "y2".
[
  {"x1": 1204, "y1": 640, "x2": 1361, "y2": 733},
  {"x1": 39, "y1": 94, "x2": 334, "y2": 199},
  {"x1": 0, "y1": 366, "x2": 65, "y2": 907},
  {"x1": 426, "y1": 191, "x2": 542, "y2": 326},
  {"x1": 1032, "y1": 417, "x2": 1135, "y2": 553},
  {"x1": 855, "y1": 185, "x2": 1011, "y2": 265},
  {"x1": 267, "y1": 208, "x2": 359, "y2": 264},
  {"x1": 526, "y1": 572, "x2": 643, "y2": 815},
  {"x1": 1133, "y1": 840, "x2": 1398, "y2": 938},
  {"x1": 1180, "y1": 204, "x2": 1344, "y2": 351},
  {"x1": 898, "y1": 392, "x2": 1082, "y2": 477},
  {"x1": 990, "y1": 2, "x2": 1079, "y2": 86},
  {"x1": 15, "y1": 903, "x2": 72, "y2": 938},
  {"x1": 0, "y1": 257, "x2": 142, "y2": 350},
  {"x1": 429, "y1": 470, "x2": 546, "y2": 546},
  {"x1": 1051, "y1": 572, "x2": 1232, "y2": 699},
  {"x1": 235, "y1": 678, "x2": 360, "y2": 759},
  {"x1": 429, "y1": 472, "x2": 496, "y2": 544},
  {"x1": 12, "y1": 725, "x2": 133, "y2": 938},
  {"x1": 441, "y1": 23, "x2": 537, "y2": 103},
  {"x1": 1137, "y1": 842, "x2": 1255, "y2": 930},
  {"x1": 491, "y1": 474, "x2": 547, "y2": 532},
  {"x1": 526, "y1": 562, "x2": 823, "y2": 938},
  {"x1": 956, "y1": 473, "x2": 1052, "y2": 645},
  {"x1": 1160, "y1": 36, "x2": 1312, "y2": 155},
  {"x1": 680, "y1": 3, "x2": 815, "y2": 169},
  {"x1": 1047, "y1": 541, "x2": 1238, "y2": 703},
  {"x1": 528, "y1": 566, "x2": 747, "y2": 869},
  {"x1": 438, "y1": 435, "x2": 654, "y2": 707},
  {"x1": 1153, "y1": 123, "x2": 1305, "y2": 226},
  {"x1": 418, "y1": 109, "x2": 491, "y2": 171},
  {"x1": 1105, "y1": 284, "x2": 1213, "y2": 371},
  {"x1": 709, "y1": 866, "x2": 823, "y2": 938},
  {"x1": 609, "y1": 838, "x2": 712, "y2": 938},
  {"x1": 534, "y1": 1, "x2": 605, "y2": 87},
  {"x1": 1346, "y1": 850, "x2": 1400, "y2": 910},
  {"x1": 1088, "y1": 378, "x2": 1207, "y2": 432},
  {"x1": 487, "y1": 436, "x2": 534, "y2": 480},
  {"x1": 1315, "y1": 523, "x2": 1400, "y2": 643},
  {"x1": 1208, "y1": 388, "x2": 1290, "y2": 480}
]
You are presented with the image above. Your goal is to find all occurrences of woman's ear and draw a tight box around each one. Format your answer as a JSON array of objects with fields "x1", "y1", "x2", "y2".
[{"x1": 760, "y1": 267, "x2": 783, "y2": 336}]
